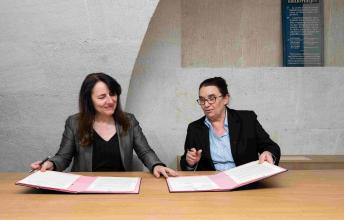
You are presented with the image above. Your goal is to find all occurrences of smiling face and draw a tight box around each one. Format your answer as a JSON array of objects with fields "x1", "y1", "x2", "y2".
[
  {"x1": 91, "y1": 81, "x2": 117, "y2": 117},
  {"x1": 199, "y1": 85, "x2": 229, "y2": 121}
]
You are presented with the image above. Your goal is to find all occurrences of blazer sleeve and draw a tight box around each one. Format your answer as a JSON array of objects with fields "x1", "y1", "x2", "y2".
[
  {"x1": 253, "y1": 112, "x2": 281, "y2": 165},
  {"x1": 130, "y1": 114, "x2": 165, "y2": 171},
  {"x1": 180, "y1": 124, "x2": 194, "y2": 171},
  {"x1": 49, "y1": 116, "x2": 76, "y2": 171}
]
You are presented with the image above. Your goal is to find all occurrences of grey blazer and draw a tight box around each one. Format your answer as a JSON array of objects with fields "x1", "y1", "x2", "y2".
[{"x1": 49, "y1": 113, "x2": 164, "y2": 172}]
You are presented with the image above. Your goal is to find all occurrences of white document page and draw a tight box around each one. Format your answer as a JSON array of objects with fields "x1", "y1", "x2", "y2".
[
  {"x1": 168, "y1": 176, "x2": 220, "y2": 191},
  {"x1": 18, "y1": 171, "x2": 80, "y2": 189},
  {"x1": 86, "y1": 177, "x2": 139, "y2": 192},
  {"x1": 224, "y1": 161, "x2": 284, "y2": 184}
]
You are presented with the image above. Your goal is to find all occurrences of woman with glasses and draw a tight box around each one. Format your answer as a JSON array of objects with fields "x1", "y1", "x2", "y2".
[
  {"x1": 31, "y1": 72, "x2": 177, "y2": 178},
  {"x1": 180, "y1": 77, "x2": 280, "y2": 171}
]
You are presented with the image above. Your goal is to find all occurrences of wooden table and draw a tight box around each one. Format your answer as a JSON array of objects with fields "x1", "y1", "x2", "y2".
[
  {"x1": 1, "y1": 170, "x2": 344, "y2": 220},
  {"x1": 280, "y1": 155, "x2": 344, "y2": 170}
]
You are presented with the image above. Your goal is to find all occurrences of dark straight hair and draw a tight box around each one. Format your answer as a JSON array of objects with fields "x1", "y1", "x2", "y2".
[
  {"x1": 199, "y1": 77, "x2": 229, "y2": 96},
  {"x1": 78, "y1": 72, "x2": 130, "y2": 146}
]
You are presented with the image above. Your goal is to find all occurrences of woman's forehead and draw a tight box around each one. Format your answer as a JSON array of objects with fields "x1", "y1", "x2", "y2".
[
  {"x1": 92, "y1": 81, "x2": 111, "y2": 94},
  {"x1": 199, "y1": 85, "x2": 220, "y2": 96}
]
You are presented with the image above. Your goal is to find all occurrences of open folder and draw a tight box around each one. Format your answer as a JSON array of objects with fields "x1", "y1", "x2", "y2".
[
  {"x1": 16, "y1": 171, "x2": 141, "y2": 194},
  {"x1": 167, "y1": 161, "x2": 287, "y2": 192}
]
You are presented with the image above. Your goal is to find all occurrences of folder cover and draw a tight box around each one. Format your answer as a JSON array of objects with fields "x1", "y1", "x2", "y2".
[
  {"x1": 167, "y1": 161, "x2": 287, "y2": 192},
  {"x1": 16, "y1": 171, "x2": 141, "y2": 194}
]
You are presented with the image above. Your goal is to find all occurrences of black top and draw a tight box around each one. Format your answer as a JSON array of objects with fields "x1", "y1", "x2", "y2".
[{"x1": 92, "y1": 131, "x2": 125, "y2": 172}]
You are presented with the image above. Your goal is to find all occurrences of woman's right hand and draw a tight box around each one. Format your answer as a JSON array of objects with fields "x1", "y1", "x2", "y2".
[
  {"x1": 186, "y1": 148, "x2": 202, "y2": 167},
  {"x1": 30, "y1": 160, "x2": 54, "y2": 172}
]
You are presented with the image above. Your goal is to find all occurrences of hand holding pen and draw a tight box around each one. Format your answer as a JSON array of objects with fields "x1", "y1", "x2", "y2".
[
  {"x1": 30, "y1": 156, "x2": 53, "y2": 172},
  {"x1": 186, "y1": 148, "x2": 202, "y2": 170}
]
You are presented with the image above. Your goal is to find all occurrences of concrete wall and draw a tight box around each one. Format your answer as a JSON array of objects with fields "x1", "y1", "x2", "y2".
[
  {"x1": 1, "y1": 0, "x2": 344, "y2": 171},
  {"x1": 0, "y1": 0, "x2": 159, "y2": 171},
  {"x1": 126, "y1": 0, "x2": 344, "y2": 169}
]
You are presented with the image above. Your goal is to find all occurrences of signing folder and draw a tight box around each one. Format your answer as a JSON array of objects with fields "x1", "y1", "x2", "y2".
[
  {"x1": 16, "y1": 171, "x2": 141, "y2": 194},
  {"x1": 167, "y1": 161, "x2": 287, "y2": 192}
]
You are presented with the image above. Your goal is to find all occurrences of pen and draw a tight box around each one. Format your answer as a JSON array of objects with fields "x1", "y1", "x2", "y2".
[
  {"x1": 193, "y1": 163, "x2": 199, "y2": 172},
  {"x1": 187, "y1": 148, "x2": 200, "y2": 172},
  {"x1": 29, "y1": 156, "x2": 51, "y2": 173}
]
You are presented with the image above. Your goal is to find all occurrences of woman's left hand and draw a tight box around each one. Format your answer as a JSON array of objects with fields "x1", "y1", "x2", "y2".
[
  {"x1": 153, "y1": 165, "x2": 178, "y2": 178},
  {"x1": 259, "y1": 151, "x2": 274, "y2": 164}
]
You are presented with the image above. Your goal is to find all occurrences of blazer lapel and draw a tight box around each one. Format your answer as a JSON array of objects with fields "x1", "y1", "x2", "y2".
[
  {"x1": 199, "y1": 123, "x2": 211, "y2": 160},
  {"x1": 115, "y1": 122, "x2": 129, "y2": 170},
  {"x1": 78, "y1": 142, "x2": 93, "y2": 171},
  {"x1": 196, "y1": 118, "x2": 215, "y2": 170},
  {"x1": 227, "y1": 108, "x2": 241, "y2": 164}
]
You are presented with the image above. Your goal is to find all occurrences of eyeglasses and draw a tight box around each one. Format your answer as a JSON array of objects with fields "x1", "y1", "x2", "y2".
[{"x1": 197, "y1": 95, "x2": 223, "y2": 105}]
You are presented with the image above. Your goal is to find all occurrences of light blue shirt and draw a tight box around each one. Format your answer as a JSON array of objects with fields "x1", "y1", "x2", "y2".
[{"x1": 204, "y1": 110, "x2": 236, "y2": 171}]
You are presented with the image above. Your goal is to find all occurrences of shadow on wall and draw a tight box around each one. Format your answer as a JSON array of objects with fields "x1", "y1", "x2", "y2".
[{"x1": 126, "y1": 0, "x2": 185, "y2": 169}]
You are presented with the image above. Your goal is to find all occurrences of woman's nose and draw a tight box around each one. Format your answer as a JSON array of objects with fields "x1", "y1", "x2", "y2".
[
  {"x1": 204, "y1": 100, "x2": 210, "y2": 107},
  {"x1": 106, "y1": 95, "x2": 114, "y2": 103}
]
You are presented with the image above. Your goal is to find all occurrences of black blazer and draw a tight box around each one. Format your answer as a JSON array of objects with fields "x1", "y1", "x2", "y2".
[{"x1": 180, "y1": 108, "x2": 280, "y2": 171}]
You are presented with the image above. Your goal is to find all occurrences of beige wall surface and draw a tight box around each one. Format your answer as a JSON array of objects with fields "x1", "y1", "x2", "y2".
[
  {"x1": 324, "y1": 0, "x2": 344, "y2": 65},
  {"x1": 182, "y1": 0, "x2": 344, "y2": 67},
  {"x1": 182, "y1": 0, "x2": 282, "y2": 67}
]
